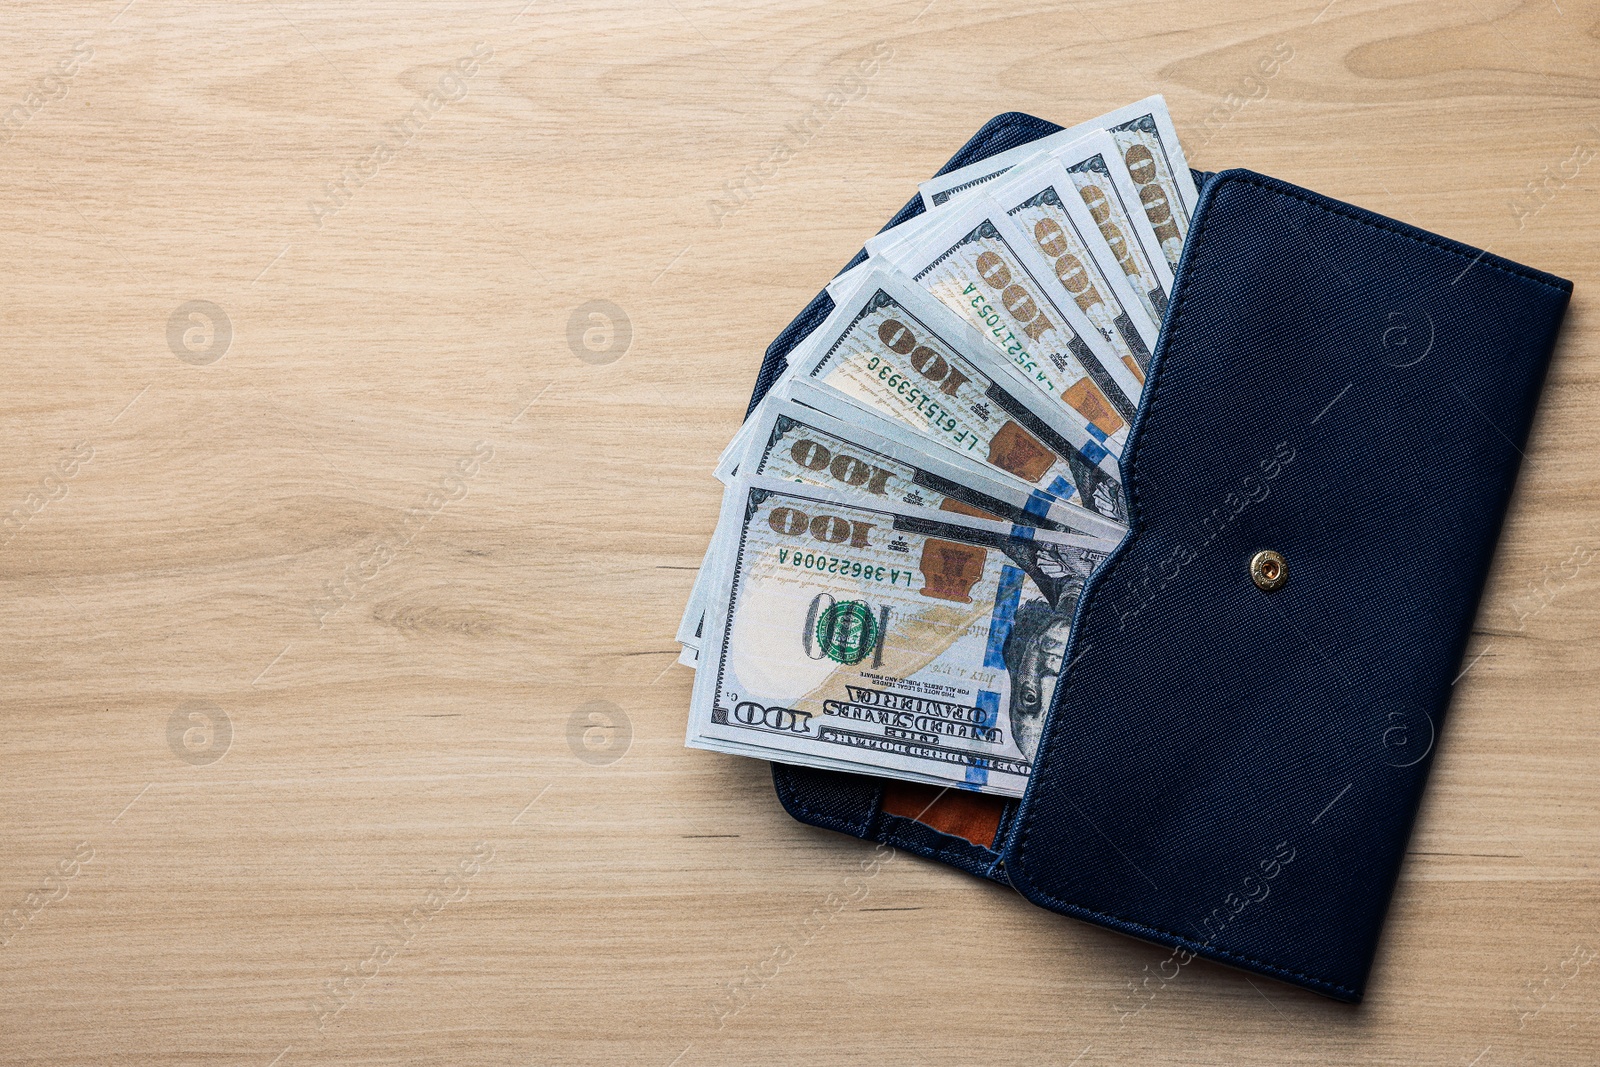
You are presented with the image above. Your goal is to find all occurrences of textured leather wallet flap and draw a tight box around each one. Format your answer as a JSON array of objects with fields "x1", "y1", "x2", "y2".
[{"x1": 1002, "y1": 169, "x2": 1572, "y2": 1001}]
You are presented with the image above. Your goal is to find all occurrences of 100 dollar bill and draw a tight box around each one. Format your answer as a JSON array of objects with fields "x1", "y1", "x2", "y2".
[
  {"x1": 1101, "y1": 104, "x2": 1198, "y2": 269},
  {"x1": 676, "y1": 394, "x2": 1124, "y2": 656},
  {"x1": 1053, "y1": 131, "x2": 1175, "y2": 326},
  {"x1": 866, "y1": 195, "x2": 1142, "y2": 441},
  {"x1": 919, "y1": 94, "x2": 1199, "y2": 264},
  {"x1": 985, "y1": 155, "x2": 1159, "y2": 379},
  {"x1": 685, "y1": 476, "x2": 1116, "y2": 795},
  {"x1": 784, "y1": 268, "x2": 1127, "y2": 522},
  {"x1": 743, "y1": 395, "x2": 1125, "y2": 537}
]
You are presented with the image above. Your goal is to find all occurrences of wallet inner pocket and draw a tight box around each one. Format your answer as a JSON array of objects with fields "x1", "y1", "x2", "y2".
[
  {"x1": 771, "y1": 762, "x2": 1013, "y2": 881},
  {"x1": 879, "y1": 783, "x2": 1007, "y2": 849}
]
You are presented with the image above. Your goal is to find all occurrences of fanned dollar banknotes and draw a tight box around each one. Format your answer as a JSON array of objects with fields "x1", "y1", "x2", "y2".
[{"x1": 682, "y1": 98, "x2": 1198, "y2": 794}]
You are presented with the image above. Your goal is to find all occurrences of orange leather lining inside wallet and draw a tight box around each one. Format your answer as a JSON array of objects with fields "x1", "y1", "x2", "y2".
[{"x1": 880, "y1": 782, "x2": 1006, "y2": 849}]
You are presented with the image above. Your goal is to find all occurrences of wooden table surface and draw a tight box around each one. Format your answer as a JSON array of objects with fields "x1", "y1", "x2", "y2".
[{"x1": 1, "y1": 1, "x2": 1595, "y2": 1063}]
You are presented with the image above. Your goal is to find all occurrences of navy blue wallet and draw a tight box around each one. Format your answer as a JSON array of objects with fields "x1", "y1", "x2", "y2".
[{"x1": 744, "y1": 113, "x2": 1573, "y2": 1001}]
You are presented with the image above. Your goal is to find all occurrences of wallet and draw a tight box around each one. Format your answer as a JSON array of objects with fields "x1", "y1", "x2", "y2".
[{"x1": 742, "y1": 112, "x2": 1573, "y2": 1001}]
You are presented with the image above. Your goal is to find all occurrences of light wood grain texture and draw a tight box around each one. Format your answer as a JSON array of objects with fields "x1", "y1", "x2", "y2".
[{"x1": 0, "y1": 1, "x2": 1596, "y2": 1063}]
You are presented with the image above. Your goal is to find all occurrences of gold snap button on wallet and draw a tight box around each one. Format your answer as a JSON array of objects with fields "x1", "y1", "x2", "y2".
[{"x1": 1251, "y1": 549, "x2": 1288, "y2": 591}]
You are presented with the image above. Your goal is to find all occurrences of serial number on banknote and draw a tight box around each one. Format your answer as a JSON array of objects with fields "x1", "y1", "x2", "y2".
[{"x1": 775, "y1": 546, "x2": 918, "y2": 588}]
